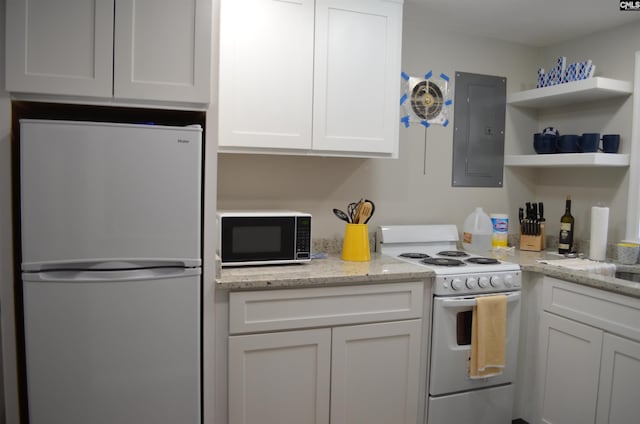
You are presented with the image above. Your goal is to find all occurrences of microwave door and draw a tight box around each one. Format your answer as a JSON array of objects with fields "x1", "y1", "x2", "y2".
[{"x1": 221, "y1": 216, "x2": 296, "y2": 265}]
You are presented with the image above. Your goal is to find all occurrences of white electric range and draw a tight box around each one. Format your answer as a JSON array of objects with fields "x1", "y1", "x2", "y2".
[
  {"x1": 378, "y1": 224, "x2": 521, "y2": 295},
  {"x1": 378, "y1": 224, "x2": 522, "y2": 424}
]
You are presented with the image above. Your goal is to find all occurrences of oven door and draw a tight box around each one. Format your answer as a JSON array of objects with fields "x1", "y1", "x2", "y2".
[{"x1": 429, "y1": 291, "x2": 521, "y2": 396}]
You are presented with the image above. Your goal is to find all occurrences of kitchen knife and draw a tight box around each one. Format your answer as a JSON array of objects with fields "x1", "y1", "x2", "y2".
[
  {"x1": 519, "y1": 207, "x2": 524, "y2": 235},
  {"x1": 538, "y1": 202, "x2": 545, "y2": 237},
  {"x1": 526, "y1": 202, "x2": 533, "y2": 235},
  {"x1": 532, "y1": 203, "x2": 539, "y2": 235}
]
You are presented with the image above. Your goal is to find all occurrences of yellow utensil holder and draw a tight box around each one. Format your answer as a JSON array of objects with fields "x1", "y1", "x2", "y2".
[{"x1": 341, "y1": 224, "x2": 371, "y2": 262}]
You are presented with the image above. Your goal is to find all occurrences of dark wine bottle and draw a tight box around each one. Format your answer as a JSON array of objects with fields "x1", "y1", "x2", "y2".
[{"x1": 558, "y1": 195, "x2": 574, "y2": 254}]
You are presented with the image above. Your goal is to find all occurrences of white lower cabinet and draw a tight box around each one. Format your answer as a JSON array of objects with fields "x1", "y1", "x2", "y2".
[
  {"x1": 596, "y1": 334, "x2": 640, "y2": 424},
  {"x1": 330, "y1": 320, "x2": 422, "y2": 424},
  {"x1": 227, "y1": 282, "x2": 425, "y2": 424},
  {"x1": 539, "y1": 312, "x2": 602, "y2": 424},
  {"x1": 536, "y1": 277, "x2": 640, "y2": 424},
  {"x1": 228, "y1": 329, "x2": 332, "y2": 424}
]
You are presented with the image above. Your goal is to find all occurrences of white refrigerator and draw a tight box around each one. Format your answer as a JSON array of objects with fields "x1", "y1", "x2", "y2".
[{"x1": 20, "y1": 119, "x2": 202, "y2": 424}]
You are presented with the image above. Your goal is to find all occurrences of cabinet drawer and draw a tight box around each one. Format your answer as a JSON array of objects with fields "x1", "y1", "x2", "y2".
[
  {"x1": 229, "y1": 281, "x2": 424, "y2": 334},
  {"x1": 543, "y1": 277, "x2": 640, "y2": 341}
]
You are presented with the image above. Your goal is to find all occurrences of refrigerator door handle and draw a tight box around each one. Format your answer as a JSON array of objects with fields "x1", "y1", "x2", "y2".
[
  {"x1": 22, "y1": 267, "x2": 201, "y2": 283},
  {"x1": 21, "y1": 258, "x2": 201, "y2": 272}
]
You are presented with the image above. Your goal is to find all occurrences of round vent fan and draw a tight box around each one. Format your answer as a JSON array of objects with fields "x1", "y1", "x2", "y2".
[
  {"x1": 410, "y1": 80, "x2": 444, "y2": 120},
  {"x1": 400, "y1": 71, "x2": 452, "y2": 128}
]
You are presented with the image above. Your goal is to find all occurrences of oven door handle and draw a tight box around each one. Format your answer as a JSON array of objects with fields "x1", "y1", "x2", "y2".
[{"x1": 440, "y1": 292, "x2": 520, "y2": 308}]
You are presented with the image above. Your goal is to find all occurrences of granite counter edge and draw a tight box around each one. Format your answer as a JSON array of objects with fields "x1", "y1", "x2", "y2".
[
  {"x1": 215, "y1": 253, "x2": 639, "y2": 298},
  {"x1": 520, "y1": 262, "x2": 640, "y2": 298}
]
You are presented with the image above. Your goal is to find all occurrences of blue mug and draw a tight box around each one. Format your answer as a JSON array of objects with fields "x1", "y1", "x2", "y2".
[
  {"x1": 557, "y1": 134, "x2": 579, "y2": 153},
  {"x1": 534, "y1": 133, "x2": 556, "y2": 154},
  {"x1": 602, "y1": 134, "x2": 620, "y2": 153},
  {"x1": 579, "y1": 133, "x2": 600, "y2": 153}
]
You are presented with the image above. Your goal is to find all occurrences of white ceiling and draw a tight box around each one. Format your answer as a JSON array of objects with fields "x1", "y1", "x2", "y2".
[{"x1": 407, "y1": 0, "x2": 640, "y2": 47}]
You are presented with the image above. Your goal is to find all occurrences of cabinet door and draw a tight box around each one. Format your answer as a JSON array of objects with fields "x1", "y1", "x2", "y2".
[
  {"x1": 113, "y1": 0, "x2": 212, "y2": 103},
  {"x1": 228, "y1": 329, "x2": 331, "y2": 424},
  {"x1": 539, "y1": 312, "x2": 603, "y2": 424},
  {"x1": 312, "y1": 0, "x2": 402, "y2": 156},
  {"x1": 5, "y1": 0, "x2": 114, "y2": 97},
  {"x1": 331, "y1": 320, "x2": 422, "y2": 424},
  {"x1": 218, "y1": 0, "x2": 314, "y2": 150},
  {"x1": 596, "y1": 334, "x2": 640, "y2": 424}
]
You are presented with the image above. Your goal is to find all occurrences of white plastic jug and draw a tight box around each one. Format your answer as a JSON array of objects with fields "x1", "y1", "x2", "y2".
[{"x1": 462, "y1": 207, "x2": 494, "y2": 254}]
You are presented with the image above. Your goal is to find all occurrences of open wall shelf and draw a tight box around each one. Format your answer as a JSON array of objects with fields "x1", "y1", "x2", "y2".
[
  {"x1": 504, "y1": 153, "x2": 630, "y2": 168},
  {"x1": 507, "y1": 77, "x2": 632, "y2": 108}
]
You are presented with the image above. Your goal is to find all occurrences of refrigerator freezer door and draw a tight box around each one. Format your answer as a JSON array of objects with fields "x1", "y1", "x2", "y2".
[
  {"x1": 23, "y1": 272, "x2": 201, "y2": 424},
  {"x1": 20, "y1": 120, "x2": 202, "y2": 271}
]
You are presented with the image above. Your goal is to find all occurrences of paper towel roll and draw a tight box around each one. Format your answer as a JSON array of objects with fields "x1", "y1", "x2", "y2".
[{"x1": 589, "y1": 206, "x2": 609, "y2": 261}]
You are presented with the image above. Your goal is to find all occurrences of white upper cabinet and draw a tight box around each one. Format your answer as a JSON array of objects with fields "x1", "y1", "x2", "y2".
[
  {"x1": 312, "y1": 0, "x2": 402, "y2": 155},
  {"x1": 218, "y1": 0, "x2": 315, "y2": 150},
  {"x1": 218, "y1": 0, "x2": 403, "y2": 157},
  {"x1": 113, "y1": 0, "x2": 212, "y2": 103},
  {"x1": 6, "y1": 0, "x2": 212, "y2": 104},
  {"x1": 5, "y1": 0, "x2": 115, "y2": 97}
]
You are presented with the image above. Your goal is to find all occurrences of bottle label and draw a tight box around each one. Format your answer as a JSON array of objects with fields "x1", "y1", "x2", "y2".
[
  {"x1": 463, "y1": 232, "x2": 472, "y2": 244},
  {"x1": 491, "y1": 217, "x2": 509, "y2": 234},
  {"x1": 560, "y1": 222, "x2": 572, "y2": 231},
  {"x1": 559, "y1": 221, "x2": 573, "y2": 251}
]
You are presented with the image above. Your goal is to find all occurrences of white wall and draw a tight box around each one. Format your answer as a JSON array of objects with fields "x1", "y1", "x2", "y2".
[
  {"x1": 0, "y1": 0, "x2": 16, "y2": 421},
  {"x1": 217, "y1": 2, "x2": 539, "y2": 241},
  {"x1": 527, "y1": 22, "x2": 640, "y2": 244}
]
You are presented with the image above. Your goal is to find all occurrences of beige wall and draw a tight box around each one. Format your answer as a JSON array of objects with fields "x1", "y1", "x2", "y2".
[
  {"x1": 1, "y1": 0, "x2": 16, "y2": 421},
  {"x1": 217, "y1": 2, "x2": 540, "y2": 242},
  {"x1": 0, "y1": 2, "x2": 637, "y2": 422},
  {"x1": 217, "y1": 5, "x2": 638, "y2": 247},
  {"x1": 530, "y1": 22, "x2": 640, "y2": 243}
]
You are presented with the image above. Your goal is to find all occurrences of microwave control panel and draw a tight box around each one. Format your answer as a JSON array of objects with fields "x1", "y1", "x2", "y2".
[{"x1": 296, "y1": 216, "x2": 311, "y2": 259}]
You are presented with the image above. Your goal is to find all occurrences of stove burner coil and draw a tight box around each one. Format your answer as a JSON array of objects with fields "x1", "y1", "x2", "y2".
[
  {"x1": 437, "y1": 250, "x2": 469, "y2": 257},
  {"x1": 421, "y1": 258, "x2": 465, "y2": 267},
  {"x1": 399, "y1": 253, "x2": 430, "y2": 259},
  {"x1": 466, "y1": 257, "x2": 500, "y2": 265}
]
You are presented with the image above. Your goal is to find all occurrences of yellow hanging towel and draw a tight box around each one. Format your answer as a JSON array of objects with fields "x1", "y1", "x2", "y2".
[{"x1": 470, "y1": 294, "x2": 507, "y2": 379}]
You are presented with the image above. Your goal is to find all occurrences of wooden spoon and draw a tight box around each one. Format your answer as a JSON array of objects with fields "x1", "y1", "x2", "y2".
[{"x1": 355, "y1": 202, "x2": 372, "y2": 224}]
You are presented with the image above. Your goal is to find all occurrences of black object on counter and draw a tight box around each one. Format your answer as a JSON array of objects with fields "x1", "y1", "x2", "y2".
[{"x1": 520, "y1": 201, "x2": 546, "y2": 236}]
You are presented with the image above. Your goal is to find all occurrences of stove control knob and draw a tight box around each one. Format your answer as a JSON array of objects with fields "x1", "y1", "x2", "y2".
[
  {"x1": 478, "y1": 276, "x2": 490, "y2": 288},
  {"x1": 466, "y1": 277, "x2": 478, "y2": 289},
  {"x1": 451, "y1": 278, "x2": 464, "y2": 291},
  {"x1": 503, "y1": 274, "x2": 514, "y2": 288},
  {"x1": 490, "y1": 275, "x2": 503, "y2": 288}
]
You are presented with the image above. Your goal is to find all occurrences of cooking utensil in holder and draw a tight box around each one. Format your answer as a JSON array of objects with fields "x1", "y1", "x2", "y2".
[
  {"x1": 341, "y1": 224, "x2": 371, "y2": 261},
  {"x1": 519, "y1": 222, "x2": 545, "y2": 252}
]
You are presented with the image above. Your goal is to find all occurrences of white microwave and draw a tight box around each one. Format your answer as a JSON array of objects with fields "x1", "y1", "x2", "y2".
[{"x1": 217, "y1": 210, "x2": 312, "y2": 267}]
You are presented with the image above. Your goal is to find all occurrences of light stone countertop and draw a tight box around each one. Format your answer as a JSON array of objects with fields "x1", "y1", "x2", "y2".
[
  {"x1": 216, "y1": 253, "x2": 434, "y2": 290},
  {"x1": 510, "y1": 250, "x2": 640, "y2": 298},
  {"x1": 216, "y1": 250, "x2": 640, "y2": 298}
]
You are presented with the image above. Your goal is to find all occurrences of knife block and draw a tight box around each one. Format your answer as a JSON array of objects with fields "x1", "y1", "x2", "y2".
[{"x1": 519, "y1": 223, "x2": 545, "y2": 251}]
